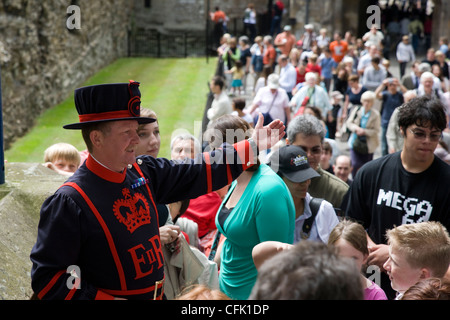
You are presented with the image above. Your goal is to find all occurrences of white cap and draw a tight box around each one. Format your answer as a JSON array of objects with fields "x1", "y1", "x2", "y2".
[{"x1": 267, "y1": 74, "x2": 280, "y2": 89}]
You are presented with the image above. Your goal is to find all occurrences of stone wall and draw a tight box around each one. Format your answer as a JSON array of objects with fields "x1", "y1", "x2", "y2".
[
  {"x1": 0, "y1": 163, "x2": 66, "y2": 299},
  {"x1": 0, "y1": 0, "x2": 131, "y2": 149}
]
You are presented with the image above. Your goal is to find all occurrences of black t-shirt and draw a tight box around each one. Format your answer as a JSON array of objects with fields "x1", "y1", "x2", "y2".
[
  {"x1": 240, "y1": 47, "x2": 252, "y2": 67},
  {"x1": 345, "y1": 152, "x2": 450, "y2": 244}
]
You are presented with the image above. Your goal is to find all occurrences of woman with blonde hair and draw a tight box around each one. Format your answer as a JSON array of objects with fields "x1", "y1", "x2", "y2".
[
  {"x1": 135, "y1": 108, "x2": 160, "y2": 158},
  {"x1": 345, "y1": 90, "x2": 380, "y2": 176}
]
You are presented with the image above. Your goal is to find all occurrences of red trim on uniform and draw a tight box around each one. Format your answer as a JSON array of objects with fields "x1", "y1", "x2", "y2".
[
  {"x1": 79, "y1": 110, "x2": 133, "y2": 123},
  {"x1": 62, "y1": 182, "x2": 128, "y2": 291},
  {"x1": 86, "y1": 154, "x2": 127, "y2": 183},
  {"x1": 95, "y1": 290, "x2": 116, "y2": 300},
  {"x1": 203, "y1": 152, "x2": 213, "y2": 193},
  {"x1": 64, "y1": 275, "x2": 81, "y2": 300},
  {"x1": 234, "y1": 140, "x2": 255, "y2": 171},
  {"x1": 100, "y1": 277, "x2": 164, "y2": 299},
  {"x1": 37, "y1": 270, "x2": 65, "y2": 300},
  {"x1": 65, "y1": 286, "x2": 77, "y2": 300},
  {"x1": 133, "y1": 163, "x2": 159, "y2": 228}
]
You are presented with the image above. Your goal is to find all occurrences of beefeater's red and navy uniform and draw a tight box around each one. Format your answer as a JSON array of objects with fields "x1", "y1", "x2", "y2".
[{"x1": 30, "y1": 140, "x2": 256, "y2": 300}]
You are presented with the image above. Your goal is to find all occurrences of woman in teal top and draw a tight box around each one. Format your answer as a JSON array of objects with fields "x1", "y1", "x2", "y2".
[
  {"x1": 215, "y1": 163, "x2": 295, "y2": 299},
  {"x1": 207, "y1": 115, "x2": 295, "y2": 300}
]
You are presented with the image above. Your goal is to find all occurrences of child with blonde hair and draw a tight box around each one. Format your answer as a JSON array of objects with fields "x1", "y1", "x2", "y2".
[
  {"x1": 43, "y1": 142, "x2": 81, "y2": 176},
  {"x1": 384, "y1": 221, "x2": 450, "y2": 299},
  {"x1": 225, "y1": 60, "x2": 245, "y2": 95}
]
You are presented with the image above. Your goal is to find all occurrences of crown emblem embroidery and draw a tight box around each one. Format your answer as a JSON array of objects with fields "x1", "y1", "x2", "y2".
[{"x1": 113, "y1": 188, "x2": 151, "y2": 233}]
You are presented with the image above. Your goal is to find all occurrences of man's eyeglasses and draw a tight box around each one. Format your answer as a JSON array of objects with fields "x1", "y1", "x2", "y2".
[
  {"x1": 408, "y1": 129, "x2": 442, "y2": 142},
  {"x1": 297, "y1": 146, "x2": 322, "y2": 155}
]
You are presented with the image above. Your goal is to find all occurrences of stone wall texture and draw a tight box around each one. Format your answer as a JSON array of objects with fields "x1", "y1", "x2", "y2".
[
  {"x1": 0, "y1": 0, "x2": 130, "y2": 149},
  {"x1": 0, "y1": 163, "x2": 66, "y2": 300}
]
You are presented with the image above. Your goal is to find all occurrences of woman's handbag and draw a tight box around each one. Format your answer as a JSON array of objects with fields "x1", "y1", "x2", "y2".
[
  {"x1": 254, "y1": 91, "x2": 278, "y2": 126},
  {"x1": 340, "y1": 105, "x2": 361, "y2": 142},
  {"x1": 353, "y1": 135, "x2": 369, "y2": 154},
  {"x1": 259, "y1": 111, "x2": 274, "y2": 126},
  {"x1": 339, "y1": 124, "x2": 351, "y2": 142}
]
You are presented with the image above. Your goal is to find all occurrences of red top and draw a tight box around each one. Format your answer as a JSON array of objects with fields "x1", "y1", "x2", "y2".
[
  {"x1": 306, "y1": 63, "x2": 322, "y2": 76},
  {"x1": 183, "y1": 192, "x2": 222, "y2": 238}
]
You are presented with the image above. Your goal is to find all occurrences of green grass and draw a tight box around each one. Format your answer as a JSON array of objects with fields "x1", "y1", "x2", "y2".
[{"x1": 5, "y1": 57, "x2": 217, "y2": 162}]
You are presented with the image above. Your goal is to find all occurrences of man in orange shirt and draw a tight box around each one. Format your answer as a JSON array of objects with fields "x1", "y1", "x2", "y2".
[
  {"x1": 329, "y1": 31, "x2": 348, "y2": 64},
  {"x1": 210, "y1": 7, "x2": 227, "y2": 48},
  {"x1": 274, "y1": 25, "x2": 296, "y2": 56},
  {"x1": 263, "y1": 35, "x2": 277, "y2": 73},
  {"x1": 211, "y1": 7, "x2": 226, "y2": 24}
]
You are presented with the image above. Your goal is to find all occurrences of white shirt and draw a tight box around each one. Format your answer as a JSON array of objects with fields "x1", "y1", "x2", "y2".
[
  {"x1": 357, "y1": 53, "x2": 373, "y2": 72},
  {"x1": 363, "y1": 30, "x2": 384, "y2": 47},
  {"x1": 207, "y1": 91, "x2": 232, "y2": 122},
  {"x1": 243, "y1": 8, "x2": 256, "y2": 24},
  {"x1": 396, "y1": 42, "x2": 415, "y2": 62},
  {"x1": 294, "y1": 193, "x2": 339, "y2": 244},
  {"x1": 251, "y1": 87, "x2": 290, "y2": 122},
  {"x1": 279, "y1": 63, "x2": 297, "y2": 93},
  {"x1": 316, "y1": 35, "x2": 330, "y2": 48}
]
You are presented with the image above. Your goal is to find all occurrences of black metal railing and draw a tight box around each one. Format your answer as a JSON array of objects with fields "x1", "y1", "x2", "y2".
[{"x1": 128, "y1": 29, "x2": 207, "y2": 58}]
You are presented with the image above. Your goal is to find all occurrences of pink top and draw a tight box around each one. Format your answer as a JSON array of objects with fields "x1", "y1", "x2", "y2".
[{"x1": 364, "y1": 281, "x2": 388, "y2": 300}]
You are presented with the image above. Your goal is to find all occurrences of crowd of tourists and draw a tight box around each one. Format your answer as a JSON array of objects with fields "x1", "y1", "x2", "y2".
[{"x1": 30, "y1": 3, "x2": 450, "y2": 301}]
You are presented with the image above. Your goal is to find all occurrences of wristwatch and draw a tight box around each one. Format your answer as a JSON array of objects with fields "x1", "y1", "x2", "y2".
[{"x1": 247, "y1": 138, "x2": 259, "y2": 157}]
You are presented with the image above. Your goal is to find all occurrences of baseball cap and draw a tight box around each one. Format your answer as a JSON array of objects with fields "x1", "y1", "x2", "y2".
[{"x1": 269, "y1": 145, "x2": 320, "y2": 183}]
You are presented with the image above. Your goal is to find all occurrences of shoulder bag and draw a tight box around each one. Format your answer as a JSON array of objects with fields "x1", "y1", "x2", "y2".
[{"x1": 254, "y1": 90, "x2": 278, "y2": 126}]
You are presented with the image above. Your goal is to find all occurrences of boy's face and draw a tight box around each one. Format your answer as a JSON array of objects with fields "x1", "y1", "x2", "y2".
[
  {"x1": 401, "y1": 124, "x2": 441, "y2": 165},
  {"x1": 53, "y1": 158, "x2": 78, "y2": 173},
  {"x1": 383, "y1": 244, "x2": 424, "y2": 294},
  {"x1": 320, "y1": 149, "x2": 332, "y2": 165}
]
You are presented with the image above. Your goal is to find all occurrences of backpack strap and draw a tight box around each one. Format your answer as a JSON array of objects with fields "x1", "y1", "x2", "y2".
[{"x1": 301, "y1": 197, "x2": 324, "y2": 239}]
